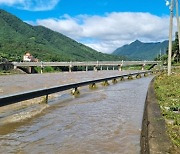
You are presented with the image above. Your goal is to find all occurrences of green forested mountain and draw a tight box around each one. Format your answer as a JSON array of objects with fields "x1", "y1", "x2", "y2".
[
  {"x1": 0, "y1": 9, "x2": 124, "y2": 62},
  {"x1": 112, "y1": 40, "x2": 168, "y2": 60}
]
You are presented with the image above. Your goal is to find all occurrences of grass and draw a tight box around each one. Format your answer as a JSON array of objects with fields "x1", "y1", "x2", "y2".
[
  {"x1": 0, "y1": 70, "x2": 12, "y2": 75},
  {"x1": 0, "y1": 69, "x2": 24, "y2": 75},
  {"x1": 154, "y1": 67, "x2": 180, "y2": 148}
]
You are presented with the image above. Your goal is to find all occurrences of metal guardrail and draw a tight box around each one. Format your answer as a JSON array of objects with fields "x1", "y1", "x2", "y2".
[
  {"x1": 0, "y1": 70, "x2": 153, "y2": 107},
  {"x1": 12, "y1": 61, "x2": 160, "y2": 67}
]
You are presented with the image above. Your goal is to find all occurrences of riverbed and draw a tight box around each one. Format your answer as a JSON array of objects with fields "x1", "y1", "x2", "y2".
[{"x1": 0, "y1": 71, "x2": 153, "y2": 154}]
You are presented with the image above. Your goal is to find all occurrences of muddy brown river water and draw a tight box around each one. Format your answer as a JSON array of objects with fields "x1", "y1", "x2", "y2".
[{"x1": 0, "y1": 71, "x2": 154, "y2": 154}]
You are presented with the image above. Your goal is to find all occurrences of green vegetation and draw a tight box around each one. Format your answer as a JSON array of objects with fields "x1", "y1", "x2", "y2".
[
  {"x1": 0, "y1": 70, "x2": 11, "y2": 75},
  {"x1": 172, "y1": 32, "x2": 180, "y2": 63},
  {"x1": 122, "y1": 64, "x2": 152, "y2": 70},
  {"x1": 154, "y1": 68, "x2": 180, "y2": 148},
  {"x1": 0, "y1": 69, "x2": 23, "y2": 75},
  {"x1": 155, "y1": 32, "x2": 180, "y2": 64},
  {"x1": 112, "y1": 40, "x2": 168, "y2": 60},
  {"x1": 0, "y1": 9, "x2": 125, "y2": 62}
]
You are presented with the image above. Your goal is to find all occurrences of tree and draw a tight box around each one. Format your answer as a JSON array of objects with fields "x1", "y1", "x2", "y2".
[{"x1": 172, "y1": 32, "x2": 180, "y2": 62}]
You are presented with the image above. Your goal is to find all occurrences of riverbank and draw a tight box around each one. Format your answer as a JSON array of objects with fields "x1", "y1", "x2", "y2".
[
  {"x1": 0, "y1": 69, "x2": 26, "y2": 75},
  {"x1": 141, "y1": 68, "x2": 180, "y2": 153},
  {"x1": 154, "y1": 68, "x2": 180, "y2": 151}
]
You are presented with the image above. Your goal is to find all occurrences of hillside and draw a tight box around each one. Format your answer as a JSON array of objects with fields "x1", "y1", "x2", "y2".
[
  {"x1": 112, "y1": 40, "x2": 168, "y2": 60},
  {"x1": 0, "y1": 9, "x2": 124, "y2": 62}
]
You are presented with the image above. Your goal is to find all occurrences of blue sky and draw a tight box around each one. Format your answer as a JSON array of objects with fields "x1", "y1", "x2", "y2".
[{"x1": 0, "y1": 0, "x2": 176, "y2": 53}]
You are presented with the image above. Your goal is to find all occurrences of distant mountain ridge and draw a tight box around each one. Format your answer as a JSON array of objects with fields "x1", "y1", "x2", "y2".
[
  {"x1": 112, "y1": 40, "x2": 168, "y2": 60},
  {"x1": 0, "y1": 9, "x2": 125, "y2": 62}
]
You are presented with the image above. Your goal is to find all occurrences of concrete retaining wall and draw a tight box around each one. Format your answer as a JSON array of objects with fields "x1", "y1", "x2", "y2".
[{"x1": 141, "y1": 78, "x2": 172, "y2": 154}]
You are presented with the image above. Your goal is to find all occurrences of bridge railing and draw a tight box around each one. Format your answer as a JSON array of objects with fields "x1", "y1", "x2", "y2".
[
  {"x1": 12, "y1": 61, "x2": 160, "y2": 67},
  {"x1": 0, "y1": 70, "x2": 154, "y2": 107}
]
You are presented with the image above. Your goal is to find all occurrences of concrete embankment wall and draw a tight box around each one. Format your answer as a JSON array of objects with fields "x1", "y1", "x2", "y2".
[{"x1": 141, "y1": 78, "x2": 172, "y2": 154}]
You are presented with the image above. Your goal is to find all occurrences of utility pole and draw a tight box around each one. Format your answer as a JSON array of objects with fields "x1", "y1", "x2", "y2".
[
  {"x1": 176, "y1": 0, "x2": 180, "y2": 58},
  {"x1": 160, "y1": 49, "x2": 162, "y2": 61},
  {"x1": 168, "y1": 0, "x2": 174, "y2": 76}
]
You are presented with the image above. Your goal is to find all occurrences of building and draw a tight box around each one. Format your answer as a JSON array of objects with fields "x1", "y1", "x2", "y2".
[{"x1": 23, "y1": 52, "x2": 38, "y2": 62}]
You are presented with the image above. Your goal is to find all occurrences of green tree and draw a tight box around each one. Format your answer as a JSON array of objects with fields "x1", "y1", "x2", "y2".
[{"x1": 172, "y1": 32, "x2": 180, "y2": 63}]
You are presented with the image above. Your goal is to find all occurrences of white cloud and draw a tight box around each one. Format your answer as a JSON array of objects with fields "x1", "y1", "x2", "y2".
[
  {"x1": 36, "y1": 12, "x2": 174, "y2": 53},
  {"x1": 0, "y1": 0, "x2": 60, "y2": 11},
  {"x1": 0, "y1": 0, "x2": 23, "y2": 5}
]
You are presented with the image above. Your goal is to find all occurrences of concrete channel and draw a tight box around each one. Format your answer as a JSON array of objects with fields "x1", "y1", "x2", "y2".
[{"x1": 0, "y1": 71, "x2": 161, "y2": 153}]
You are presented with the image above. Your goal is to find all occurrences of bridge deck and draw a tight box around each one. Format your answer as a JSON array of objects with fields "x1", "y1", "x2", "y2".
[{"x1": 13, "y1": 61, "x2": 159, "y2": 67}]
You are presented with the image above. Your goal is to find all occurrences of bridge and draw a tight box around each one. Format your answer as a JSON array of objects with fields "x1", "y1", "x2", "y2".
[{"x1": 12, "y1": 61, "x2": 160, "y2": 73}]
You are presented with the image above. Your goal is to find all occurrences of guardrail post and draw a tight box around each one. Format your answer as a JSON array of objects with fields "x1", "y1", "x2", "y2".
[
  {"x1": 144, "y1": 73, "x2": 148, "y2": 77},
  {"x1": 86, "y1": 66, "x2": 88, "y2": 71},
  {"x1": 149, "y1": 71, "x2": 153, "y2": 75},
  {"x1": 128, "y1": 75, "x2": 133, "y2": 80},
  {"x1": 120, "y1": 77, "x2": 124, "y2": 81},
  {"x1": 136, "y1": 74, "x2": 141, "y2": 78},
  {"x1": 100, "y1": 66, "x2": 103, "y2": 71},
  {"x1": 71, "y1": 87, "x2": 80, "y2": 95},
  {"x1": 107, "y1": 66, "x2": 109, "y2": 71},
  {"x1": 112, "y1": 78, "x2": 118, "y2": 84},
  {"x1": 113, "y1": 66, "x2": 115, "y2": 70},
  {"x1": 102, "y1": 80, "x2": 109, "y2": 86},
  {"x1": 43, "y1": 95, "x2": 48, "y2": 104},
  {"x1": 89, "y1": 83, "x2": 97, "y2": 89}
]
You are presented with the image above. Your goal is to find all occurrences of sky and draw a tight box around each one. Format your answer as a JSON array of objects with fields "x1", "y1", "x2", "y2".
[{"x1": 0, "y1": 0, "x2": 177, "y2": 53}]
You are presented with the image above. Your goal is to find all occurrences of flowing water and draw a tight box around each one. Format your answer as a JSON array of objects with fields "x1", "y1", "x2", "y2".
[{"x1": 0, "y1": 71, "x2": 153, "y2": 154}]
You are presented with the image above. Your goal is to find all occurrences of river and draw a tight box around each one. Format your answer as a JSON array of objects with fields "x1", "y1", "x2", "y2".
[{"x1": 0, "y1": 71, "x2": 153, "y2": 154}]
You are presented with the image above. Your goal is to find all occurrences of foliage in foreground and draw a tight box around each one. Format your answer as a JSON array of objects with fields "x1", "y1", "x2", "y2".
[{"x1": 154, "y1": 68, "x2": 180, "y2": 148}]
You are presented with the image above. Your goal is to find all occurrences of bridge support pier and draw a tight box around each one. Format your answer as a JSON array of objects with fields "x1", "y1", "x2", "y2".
[
  {"x1": 94, "y1": 66, "x2": 98, "y2": 71},
  {"x1": 28, "y1": 67, "x2": 32, "y2": 74},
  {"x1": 40, "y1": 67, "x2": 43, "y2": 74},
  {"x1": 40, "y1": 62, "x2": 43, "y2": 74},
  {"x1": 118, "y1": 64, "x2": 122, "y2": 71},
  {"x1": 27, "y1": 66, "x2": 36, "y2": 74},
  {"x1": 69, "y1": 65, "x2": 73, "y2": 72},
  {"x1": 142, "y1": 64, "x2": 145, "y2": 70}
]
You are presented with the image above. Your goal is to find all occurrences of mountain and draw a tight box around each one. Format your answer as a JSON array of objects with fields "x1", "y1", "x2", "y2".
[
  {"x1": 112, "y1": 40, "x2": 168, "y2": 60},
  {"x1": 0, "y1": 9, "x2": 125, "y2": 62}
]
